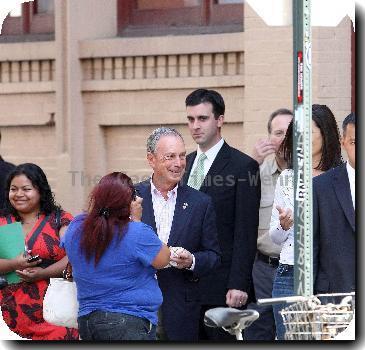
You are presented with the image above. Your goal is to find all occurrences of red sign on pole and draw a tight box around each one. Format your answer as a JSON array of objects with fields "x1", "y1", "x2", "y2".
[{"x1": 297, "y1": 51, "x2": 303, "y2": 103}]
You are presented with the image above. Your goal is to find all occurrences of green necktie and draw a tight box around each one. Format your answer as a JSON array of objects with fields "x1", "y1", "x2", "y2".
[{"x1": 187, "y1": 153, "x2": 207, "y2": 190}]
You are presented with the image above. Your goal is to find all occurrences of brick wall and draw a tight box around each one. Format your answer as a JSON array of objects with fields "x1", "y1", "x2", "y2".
[
  {"x1": 243, "y1": 4, "x2": 352, "y2": 159},
  {"x1": 0, "y1": 4, "x2": 353, "y2": 213},
  {"x1": 82, "y1": 87, "x2": 244, "y2": 199}
]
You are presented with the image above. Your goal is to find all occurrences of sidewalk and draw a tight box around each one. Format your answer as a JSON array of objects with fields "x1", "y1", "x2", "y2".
[{"x1": 0, "y1": 312, "x2": 27, "y2": 340}]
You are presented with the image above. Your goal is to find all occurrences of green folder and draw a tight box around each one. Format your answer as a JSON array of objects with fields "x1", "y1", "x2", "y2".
[{"x1": 0, "y1": 222, "x2": 25, "y2": 284}]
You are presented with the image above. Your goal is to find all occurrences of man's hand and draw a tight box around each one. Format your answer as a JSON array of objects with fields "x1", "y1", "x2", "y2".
[
  {"x1": 252, "y1": 138, "x2": 276, "y2": 165},
  {"x1": 169, "y1": 247, "x2": 193, "y2": 269},
  {"x1": 277, "y1": 205, "x2": 294, "y2": 231},
  {"x1": 226, "y1": 289, "x2": 248, "y2": 308}
]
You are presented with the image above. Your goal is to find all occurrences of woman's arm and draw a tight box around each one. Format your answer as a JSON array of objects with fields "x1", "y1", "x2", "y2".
[
  {"x1": 16, "y1": 256, "x2": 68, "y2": 282},
  {"x1": 0, "y1": 258, "x2": 18, "y2": 274},
  {"x1": 151, "y1": 243, "x2": 170, "y2": 269},
  {"x1": 15, "y1": 225, "x2": 70, "y2": 282},
  {"x1": 0, "y1": 253, "x2": 43, "y2": 274},
  {"x1": 39, "y1": 255, "x2": 68, "y2": 278},
  {"x1": 269, "y1": 176, "x2": 292, "y2": 245}
]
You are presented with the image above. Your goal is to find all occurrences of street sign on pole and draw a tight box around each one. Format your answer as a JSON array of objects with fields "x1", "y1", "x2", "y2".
[
  {"x1": 292, "y1": 0, "x2": 313, "y2": 297},
  {"x1": 246, "y1": 0, "x2": 354, "y2": 298}
]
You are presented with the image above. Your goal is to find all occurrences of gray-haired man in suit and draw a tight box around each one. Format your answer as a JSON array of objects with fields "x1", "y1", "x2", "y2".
[{"x1": 135, "y1": 127, "x2": 221, "y2": 341}]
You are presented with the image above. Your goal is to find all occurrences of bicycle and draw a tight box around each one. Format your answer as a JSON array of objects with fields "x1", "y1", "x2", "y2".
[
  {"x1": 257, "y1": 292, "x2": 355, "y2": 340},
  {"x1": 204, "y1": 292, "x2": 355, "y2": 341}
]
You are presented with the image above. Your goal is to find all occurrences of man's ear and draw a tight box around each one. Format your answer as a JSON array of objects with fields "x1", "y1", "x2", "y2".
[
  {"x1": 217, "y1": 115, "x2": 224, "y2": 128},
  {"x1": 147, "y1": 152, "x2": 155, "y2": 168}
]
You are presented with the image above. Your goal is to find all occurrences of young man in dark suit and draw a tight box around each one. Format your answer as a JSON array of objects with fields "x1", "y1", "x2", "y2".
[
  {"x1": 313, "y1": 112, "x2": 355, "y2": 294},
  {"x1": 183, "y1": 89, "x2": 261, "y2": 340},
  {"x1": 135, "y1": 127, "x2": 221, "y2": 341}
]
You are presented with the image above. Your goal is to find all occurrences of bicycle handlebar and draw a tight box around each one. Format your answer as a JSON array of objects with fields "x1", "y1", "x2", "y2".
[{"x1": 257, "y1": 295, "x2": 308, "y2": 306}]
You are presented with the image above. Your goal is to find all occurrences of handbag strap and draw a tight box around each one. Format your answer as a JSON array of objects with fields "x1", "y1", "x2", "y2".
[
  {"x1": 27, "y1": 215, "x2": 50, "y2": 251},
  {"x1": 55, "y1": 209, "x2": 62, "y2": 237}
]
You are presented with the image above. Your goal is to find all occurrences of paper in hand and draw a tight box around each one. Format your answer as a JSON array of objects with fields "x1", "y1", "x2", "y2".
[{"x1": 169, "y1": 246, "x2": 186, "y2": 267}]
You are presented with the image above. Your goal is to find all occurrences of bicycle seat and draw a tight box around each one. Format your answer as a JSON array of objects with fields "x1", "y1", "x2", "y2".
[{"x1": 204, "y1": 307, "x2": 259, "y2": 329}]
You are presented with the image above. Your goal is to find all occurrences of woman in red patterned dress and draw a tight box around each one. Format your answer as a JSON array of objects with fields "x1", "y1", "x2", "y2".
[{"x1": 0, "y1": 163, "x2": 79, "y2": 340}]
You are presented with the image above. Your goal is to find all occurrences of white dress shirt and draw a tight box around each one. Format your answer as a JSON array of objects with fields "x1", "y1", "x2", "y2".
[
  {"x1": 150, "y1": 178, "x2": 195, "y2": 270},
  {"x1": 150, "y1": 179, "x2": 178, "y2": 244},
  {"x1": 269, "y1": 169, "x2": 294, "y2": 265},
  {"x1": 346, "y1": 161, "x2": 355, "y2": 209},
  {"x1": 190, "y1": 138, "x2": 224, "y2": 177}
]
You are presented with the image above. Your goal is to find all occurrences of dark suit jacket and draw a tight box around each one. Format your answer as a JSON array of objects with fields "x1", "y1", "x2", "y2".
[
  {"x1": 0, "y1": 157, "x2": 15, "y2": 209},
  {"x1": 135, "y1": 180, "x2": 221, "y2": 341},
  {"x1": 183, "y1": 142, "x2": 261, "y2": 305},
  {"x1": 313, "y1": 164, "x2": 355, "y2": 294}
]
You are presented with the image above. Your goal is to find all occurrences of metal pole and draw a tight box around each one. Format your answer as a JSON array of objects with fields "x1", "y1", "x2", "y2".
[{"x1": 293, "y1": 0, "x2": 313, "y2": 296}]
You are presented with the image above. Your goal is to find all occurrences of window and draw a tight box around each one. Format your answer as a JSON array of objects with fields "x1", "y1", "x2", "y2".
[
  {"x1": 35, "y1": 0, "x2": 55, "y2": 14},
  {"x1": 0, "y1": 0, "x2": 55, "y2": 42},
  {"x1": 215, "y1": 0, "x2": 243, "y2": 3},
  {"x1": 137, "y1": 0, "x2": 200, "y2": 10},
  {"x1": 117, "y1": 0, "x2": 244, "y2": 37}
]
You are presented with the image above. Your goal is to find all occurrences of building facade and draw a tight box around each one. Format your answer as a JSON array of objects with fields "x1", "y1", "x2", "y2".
[{"x1": 0, "y1": 0, "x2": 354, "y2": 214}]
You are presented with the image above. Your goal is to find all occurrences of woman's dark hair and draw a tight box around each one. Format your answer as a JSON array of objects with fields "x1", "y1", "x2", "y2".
[
  {"x1": 280, "y1": 104, "x2": 343, "y2": 171},
  {"x1": 2, "y1": 163, "x2": 60, "y2": 220},
  {"x1": 81, "y1": 172, "x2": 134, "y2": 266}
]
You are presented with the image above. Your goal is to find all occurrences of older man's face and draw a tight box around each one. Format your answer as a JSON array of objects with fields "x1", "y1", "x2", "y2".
[
  {"x1": 148, "y1": 135, "x2": 186, "y2": 188},
  {"x1": 269, "y1": 114, "x2": 293, "y2": 152}
]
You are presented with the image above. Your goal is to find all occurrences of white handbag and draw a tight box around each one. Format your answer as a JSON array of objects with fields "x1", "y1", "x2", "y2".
[{"x1": 43, "y1": 277, "x2": 79, "y2": 329}]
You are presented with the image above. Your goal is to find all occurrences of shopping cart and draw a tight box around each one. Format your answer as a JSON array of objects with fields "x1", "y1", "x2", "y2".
[{"x1": 258, "y1": 292, "x2": 355, "y2": 340}]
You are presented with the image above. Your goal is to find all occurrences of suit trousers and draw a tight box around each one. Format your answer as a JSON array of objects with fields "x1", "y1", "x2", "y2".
[
  {"x1": 244, "y1": 255, "x2": 277, "y2": 341},
  {"x1": 156, "y1": 308, "x2": 169, "y2": 341}
]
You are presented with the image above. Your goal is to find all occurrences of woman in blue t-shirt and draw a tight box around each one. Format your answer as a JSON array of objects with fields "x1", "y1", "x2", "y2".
[{"x1": 62, "y1": 172, "x2": 170, "y2": 341}]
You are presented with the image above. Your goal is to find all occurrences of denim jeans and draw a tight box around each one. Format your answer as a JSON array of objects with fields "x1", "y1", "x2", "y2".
[
  {"x1": 78, "y1": 311, "x2": 156, "y2": 341},
  {"x1": 272, "y1": 264, "x2": 294, "y2": 340}
]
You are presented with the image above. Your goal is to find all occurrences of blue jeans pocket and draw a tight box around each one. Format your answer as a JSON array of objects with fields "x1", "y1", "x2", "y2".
[{"x1": 79, "y1": 311, "x2": 156, "y2": 341}]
